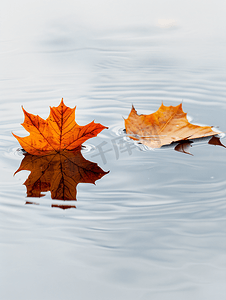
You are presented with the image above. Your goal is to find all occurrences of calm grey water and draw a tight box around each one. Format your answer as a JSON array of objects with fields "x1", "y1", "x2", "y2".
[{"x1": 1, "y1": 1, "x2": 226, "y2": 299}]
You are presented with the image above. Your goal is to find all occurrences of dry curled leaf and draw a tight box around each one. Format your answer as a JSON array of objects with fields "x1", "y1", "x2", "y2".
[
  {"x1": 125, "y1": 103, "x2": 220, "y2": 148},
  {"x1": 15, "y1": 149, "x2": 108, "y2": 201},
  {"x1": 13, "y1": 99, "x2": 107, "y2": 155}
]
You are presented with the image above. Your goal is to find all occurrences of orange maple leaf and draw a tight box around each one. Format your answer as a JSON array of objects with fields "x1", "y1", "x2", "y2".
[
  {"x1": 15, "y1": 149, "x2": 108, "y2": 201},
  {"x1": 125, "y1": 103, "x2": 220, "y2": 148},
  {"x1": 13, "y1": 99, "x2": 107, "y2": 155}
]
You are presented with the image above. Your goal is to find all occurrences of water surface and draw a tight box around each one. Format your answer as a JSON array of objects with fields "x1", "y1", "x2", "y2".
[{"x1": 1, "y1": 1, "x2": 226, "y2": 299}]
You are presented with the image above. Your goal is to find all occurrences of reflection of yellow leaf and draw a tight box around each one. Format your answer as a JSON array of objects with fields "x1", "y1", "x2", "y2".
[
  {"x1": 125, "y1": 103, "x2": 220, "y2": 148},
  {"x1": 13, "y1": 99, "x2": 107, "y2": 155},
  {"x1": 174, "y1": 141, "x2": 193, "y2": 155},
  {"x1": 208, "y1": 136, "x2": 226, "y2": 148},
  {"x1": 15, "y1": 149, "x2": 109, "y2": 201},
  {"x1": 51, "y1": 204, "x2": 76, "y2": 210}
]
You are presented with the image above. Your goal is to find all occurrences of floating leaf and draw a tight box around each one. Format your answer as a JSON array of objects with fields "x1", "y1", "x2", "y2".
[
  {"x1": 13, "y1": 99, "x2": 107, "y2": 155},
  {"x1": 125, "y1": 103, "x2": 220, "y2": 148}
]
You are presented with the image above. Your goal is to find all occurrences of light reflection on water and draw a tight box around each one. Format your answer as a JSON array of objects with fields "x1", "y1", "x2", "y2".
[{"x1": 1, "y1": 1, "x2": 226, "y2": 299}]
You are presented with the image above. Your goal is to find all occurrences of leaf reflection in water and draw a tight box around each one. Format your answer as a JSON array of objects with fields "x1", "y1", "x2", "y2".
[
  {"x1": 15, "y1": 148, "x2": 109, "y2": 207},
  {"x1": 208, "y1": 136, "x2": 226, "y2": 148},
  {"x1": 174, "y1": 135, "x2": 225, "y2": 155},
  {"x1": 174, "y1": 140, "x2": 193, "y2": 155}
]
